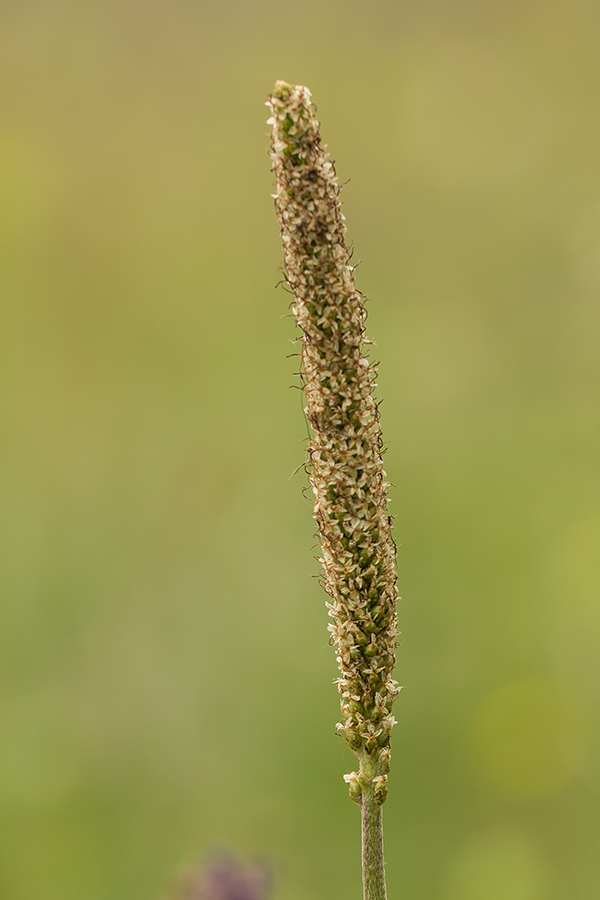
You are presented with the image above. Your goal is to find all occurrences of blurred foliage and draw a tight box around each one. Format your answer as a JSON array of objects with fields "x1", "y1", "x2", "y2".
[{"x1": 1, "y1": 1, "x2": 600, "y2": 899}]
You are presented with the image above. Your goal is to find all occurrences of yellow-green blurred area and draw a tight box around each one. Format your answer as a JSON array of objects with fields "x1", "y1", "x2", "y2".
[{"x1": 1, "y1": 0, "x2": 599, "y2": 898}]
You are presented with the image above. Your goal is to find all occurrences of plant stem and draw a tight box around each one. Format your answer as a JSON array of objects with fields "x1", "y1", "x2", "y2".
[{"x1": 361, "y1": 786, "x2": 387, "y2": 900}]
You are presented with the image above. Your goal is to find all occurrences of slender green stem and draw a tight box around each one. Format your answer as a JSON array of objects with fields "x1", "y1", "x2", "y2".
[{"x1": 361, "y1": 786, "x2": 387, "y2": 900}]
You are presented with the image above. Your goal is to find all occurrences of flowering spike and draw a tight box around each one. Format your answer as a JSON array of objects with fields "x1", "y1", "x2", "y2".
[{"x1": 267, "y1": 82, "x2": 401, "y2": 807}]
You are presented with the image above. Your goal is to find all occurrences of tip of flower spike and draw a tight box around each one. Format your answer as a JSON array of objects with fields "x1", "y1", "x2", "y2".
[
  {"x1": 268, "y1": 82, "x2": 313, "y2": 126},
  {"x1": 272, "y1": 80, "x2": 293, "y2": 100},
  {"x1": 267, "y1": 82, "x2": 319, "y2": 155},
  {"x1": 271, "y1": 80, "x2": 312, "y2": 103}
]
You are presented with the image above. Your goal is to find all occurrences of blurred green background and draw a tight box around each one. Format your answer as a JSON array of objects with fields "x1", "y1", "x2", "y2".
[{"x1": 1, "y1": 1, "x2": 600, "y2": 898}]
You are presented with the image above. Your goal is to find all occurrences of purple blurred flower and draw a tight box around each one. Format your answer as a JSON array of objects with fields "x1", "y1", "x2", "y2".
[{"x1": 178, "y1": 854, "x2": 271, "y2": 900}]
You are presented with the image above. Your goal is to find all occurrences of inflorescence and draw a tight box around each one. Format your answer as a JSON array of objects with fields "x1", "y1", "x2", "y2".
[{"x1": 268, "y1": 81, "x2": 400, "y2": 804}]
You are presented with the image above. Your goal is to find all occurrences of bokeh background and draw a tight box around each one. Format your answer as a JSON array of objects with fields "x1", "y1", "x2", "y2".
[{"x1": 1, "y1": 1, "x2": 600, "y2": 898}]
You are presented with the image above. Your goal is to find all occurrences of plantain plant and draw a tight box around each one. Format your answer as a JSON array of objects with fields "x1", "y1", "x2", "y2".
[{"x1": 267, "y1": 82, "x2": 401, "y2": 900}]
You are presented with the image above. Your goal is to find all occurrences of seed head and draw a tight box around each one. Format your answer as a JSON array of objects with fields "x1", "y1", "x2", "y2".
[{"x1": 268, "y1": 81, "x2": 400, "y2": 802}]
